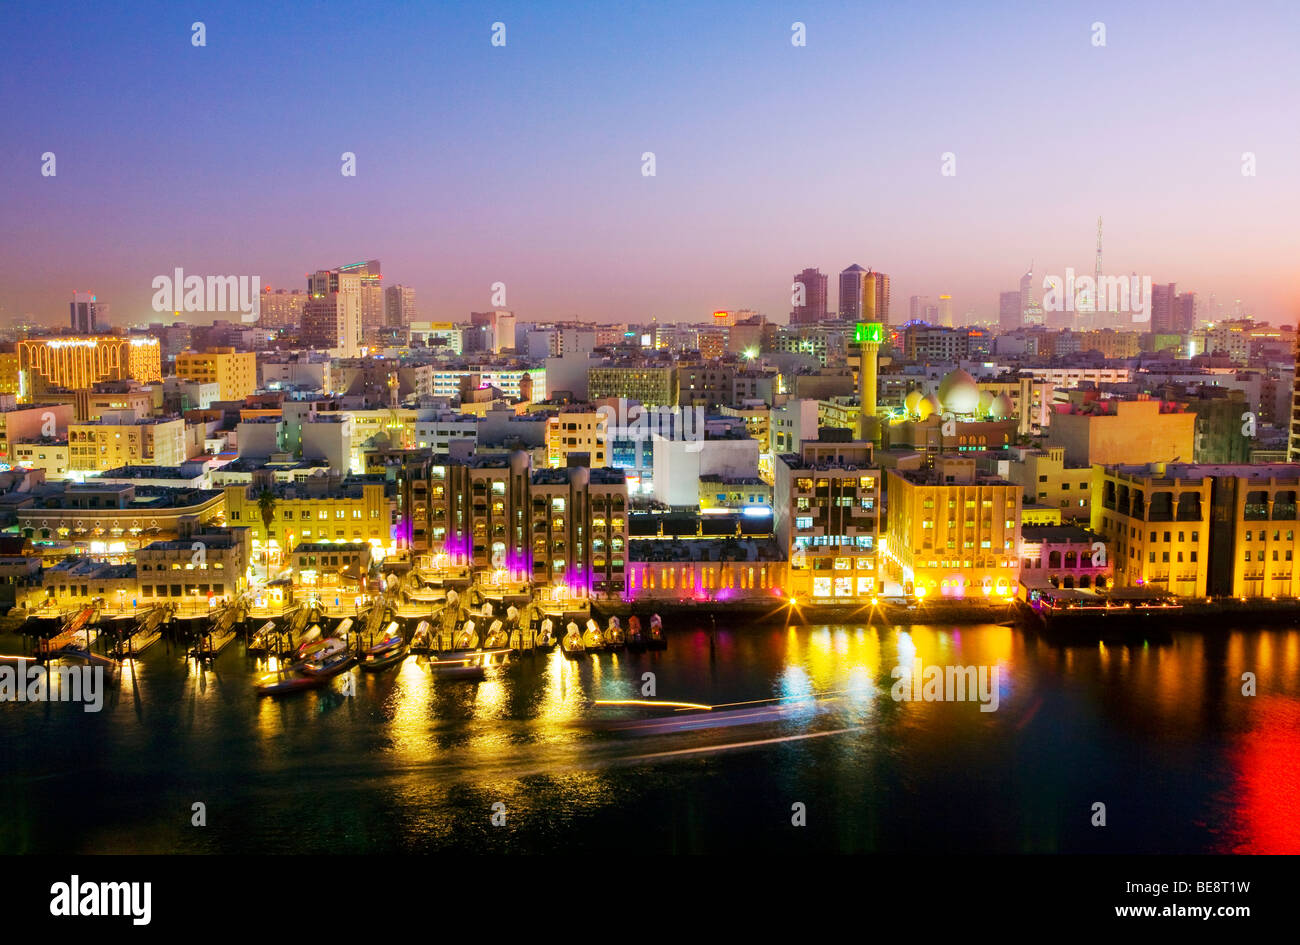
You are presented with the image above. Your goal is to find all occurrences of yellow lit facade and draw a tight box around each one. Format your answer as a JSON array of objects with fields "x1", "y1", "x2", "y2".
[
  {"x1": 546, "y1": 408, "x2": 607, "y2": 467},
  {"x1": 68, "y1": 416, "x2": 188, "y2": 472},
  {"x1": 18, "y1": 337, "x2": 162, "y2": 400},
  {"x1": 175, "y1": 347, "x2": 258, "y2": 402},
  {"x1": 885, "y1": 457, "x2": 1022, "y2": 598}
]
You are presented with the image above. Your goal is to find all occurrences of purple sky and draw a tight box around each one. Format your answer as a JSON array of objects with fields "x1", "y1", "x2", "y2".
[{"x1": 2, "y1": 0, "x2": 1298, "y2": 329}]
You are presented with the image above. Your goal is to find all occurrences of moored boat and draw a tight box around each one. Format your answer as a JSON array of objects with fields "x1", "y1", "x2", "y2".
[
  {"x1": 626, "y1": 615, "x2": 645, "y2": 651},
  {"x1": 561, "y1": 621, "x2": 585, "y2": 659},
  {"x1": 300, "y1": 638, "x2": 356, "y2": 679},
  {"x1": 605, "y1": 616, "x2": 626, "y2": 649},
  {"x1": 537, "y1": 617, "x2": 557, "y2": 649},
  {"x1": 410, "y1": 619, "x2": 434, "y2": 654},
  {"x1": 254, "y1": 667, "x2": 320, "y2": 696},
  {"x1": 452, "y1": 618, "x2": 479, "y2": 651},
  {"x1": 582, "y1": 618, "x2": 605, "y2": 652},
  {"x1": 360, "y1": 642, "x2": 408, "y2": 671},
  {"x1": 483, "y1": 618, "x2": 509, "y2": 649},
  {"x1": 647, "y1": 614, "x2": 666, "y2": 650}
]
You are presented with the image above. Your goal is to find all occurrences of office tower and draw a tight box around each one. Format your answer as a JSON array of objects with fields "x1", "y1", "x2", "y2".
[
  {"x1": 1019, "y1": 265, "x2": 1035, "y2": 319},
  {"x1": 303, "y1": 269, "x2": 363, "y2": 357},
  {"x1": 385, "y1": 285, "x2": 417, "y2": 328},
  {"x1": 335, "y1": 260, "x2": 383, "y2": 342},
  {"x1": 938, "y1": 295, "x2": 953, "y2": 327},
  {"x1": 999, "y1": 291, "x2": 1022, "y2": 331},
  {"x1": 862, "y1": 270, "x2": 890, "y2": 325},
  {"x1": 257, "y1": 288, "x2": 306, "y2": 332},
  {"x1": 790, "y1": 268, "x2": 829, "y2": 324},
  {"x1": 909, "y1": 295, "x2": 931, "y2": 322},
  {"x1": 1151, "y1": 283, "x2": 1178, "y2": 334},
  {"x1": 1174, "y1": 292, "x2": 1197, "y2": 333},
  {"x1": 839, "y1": 264, "x2": 867, "y2": 320},
  {"x1": 69, "y1": 292, "x2": 108, "y2": 333}
]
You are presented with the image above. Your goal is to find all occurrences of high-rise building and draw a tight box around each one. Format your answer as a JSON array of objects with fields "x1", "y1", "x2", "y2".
[
  {"x1": 1174, "y1": 291, "x2": 1197, "y2": 333},
  {"x1": 334, "y1": 260, "x2": 384, "y2": 343},
  {"x1": 385, "y1": 285, "x2": 417, "y2": 328},
  {"x1": 69, "y1": 292, "x2": 108, "y2": 333},
  {"x1": 257, "y1": 288, "x2": 306, "y2": 332},
  {"x1": 1151, "y1": 283, "x2": 1178, "y2": 334},
  {"x1": 790, "y1": 268, "x2": 829, "y2": 325},
  {"x1": 303, "y1": 269, "x2": 363, "y2": 357},
  {"x1": 838, "y1": 264, "x2": 867, "y2": 320},
  {"x1": 999, "y1": 291, "x2": 1022, "y2": 331},
  {"x1": 937, "y1": 294, "x2": 953, "y2": 327}
]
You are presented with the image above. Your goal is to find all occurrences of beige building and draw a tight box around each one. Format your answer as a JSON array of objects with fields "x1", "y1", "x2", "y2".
[
  {"x1": 176, "y1": 347, "x2": 258, "y2": 402},
  {"x1": 1004, "y1": 446, "x2": 1093, "y2": 521},
  {"x1": 885, "y1": 456, "x2": 1022, "y2": 599},
  {"x1": 68, "y1": 412, "x2": 189, "y2": 473},
  {"x1": 1048, "y1": 397, "x2": 1196, "y2": 467},
  {"x1": 546, "y1": 407, "x2": 608, "y2": 467}
]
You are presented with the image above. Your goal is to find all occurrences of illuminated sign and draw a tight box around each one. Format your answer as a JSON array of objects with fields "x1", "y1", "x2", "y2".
[{"x1": 854, "y1": 322, "x2": 883, "y2": 344}]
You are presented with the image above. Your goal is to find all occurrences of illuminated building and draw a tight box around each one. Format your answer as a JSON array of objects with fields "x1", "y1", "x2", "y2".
[
  {"x1": 838, "y1": 264, "x2": 866, "y2": 320},
  {"x1": 135, "y1": 528, "x2": 251, "y2": 604},
  {"x1": 12, "y1": 438, "x2": 69, "y2": 478},
  {"x1": 530, "y1": 466, "x2": 628, "y2": 598},
  {"x1": 175, "y1": 347, "x2": 258, "y2": 402},
  {"x1": 290, "y1": 541, "x2": 372, "y2": 591},
  {"x1": 1004, "y1": 446, "x2": 1093, "y2": 521},
  {"x1": 16, "y1": 481, "x2": 224, "y2": 555},
  {"x1": 0, "y1": 402, "x2": 74, "y2": 468},
  {"x1": 17, "y1": 336, "x2": 162, "y2": 400},
  {"x1": 1093, "y1": 462, "x2": 1300, "y2": 598},
  {"x1": 303, "y1": 269, "x2": 363, "y2": 357},
  {"x1": 1018, "y1": 524, "x2": 1111, "y2": 590},
  {"x1": 885, "y1": 456, "x2": 1022, "y2": 599},
  {"x1": 774, "y1": 437, "x2": 881, "y2": 602},
  {"x1": 223, "y1": 475, "x2": 396, "y2": 568},
  {"x1": 855, "y1": 321, "x2": 882, "y2": 441},
  {"x1": 384, "y1": 284, "x2": 417, "y2": 328},
  {"x1": 68, "y1": 413, "x2": 189, "y2": 473},
  {"x1": 626, "y1": 537, "x2": 784, "y2": 601},
  {"x1": 790, "y1": 268, "x2": 829, "y2": 325},
  {"x1": 1048, "y1": 397, "x2": 1195, "y2": 466},
  {"x1": 69, "y1": 292, "x2": 109, "y2": 333},
  {"x1": 256, "y1": 288, "x2": 306, "y2": 332},
  {"x1": 546, "y1": 407, "x2": 608, "y2": 468},
  {"x1": 588, "y1": 365, "x2": 678, "y2": 406}
]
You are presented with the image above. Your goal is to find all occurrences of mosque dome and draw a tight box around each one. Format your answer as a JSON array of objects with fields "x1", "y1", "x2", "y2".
[
  {"x1": 977, "y1": 390, "x2": 995, "y2": 416},
  {"x1": 917, "y1": 393, "x2": 941, "y2": 419},
  {"x1": 904, "y1": 390, "x2": 923, "y2": 416},
  {"x1": 989, "y1": 393, "x2": 1014, "y2": 419},
  {"x1": 937, "y1": 369, "x2": 980, "y2": 415}
]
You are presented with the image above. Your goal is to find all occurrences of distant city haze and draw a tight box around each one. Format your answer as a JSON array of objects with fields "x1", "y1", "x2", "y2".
[{"x1": 2, "y1": 1, "x2": 1297, "y2": 325}]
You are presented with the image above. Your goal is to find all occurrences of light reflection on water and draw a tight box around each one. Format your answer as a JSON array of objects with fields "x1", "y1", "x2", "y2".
[{"x1": 0, "y1": 623, "x2": 1296, "y2": 854}]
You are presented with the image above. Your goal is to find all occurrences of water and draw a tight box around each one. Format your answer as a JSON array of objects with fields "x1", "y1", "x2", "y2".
[{"x1": 2, "y1": 623, "x2": 1297, "y2": 854}]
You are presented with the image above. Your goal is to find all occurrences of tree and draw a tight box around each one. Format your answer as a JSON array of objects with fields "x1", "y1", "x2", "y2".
[{"x1": 256, "y1": 488, "x2": 277, "y2": 577}]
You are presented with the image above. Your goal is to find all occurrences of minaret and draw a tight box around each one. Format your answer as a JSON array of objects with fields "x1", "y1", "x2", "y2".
[{"x1": 856, "y1": 324, "x2": 881, "y2": 442}]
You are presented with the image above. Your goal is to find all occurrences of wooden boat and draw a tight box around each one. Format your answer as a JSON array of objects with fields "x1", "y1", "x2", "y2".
[
  {"x1": 582, "y1": 618, "x2": 605, "y2": 652},
  {"x1": 410, "y1": 619, "x2": 435, "y2": 655},
  {"x1": 605, "y1": 616, "x2": 626, "y2": 650},
  {"x1": 626, "y1": 615, "x2": 645, "y2": 651},
  {"x1": 483, "y1": 618, "x2": 509, "y2": 649},
  {"x1": 561, "y1": 621, "x2": 585, "y2": 659},
  {"x1": 254, "y1": 667, "x2": 320, "y2": 696},
  {"x1": 452, "y1": 618, "x2": 479, "y2": 651},
  {"x1": 300, "y1": 638, "x2": 356, "y2": 679},
  {"x1": 292, "y1": 624, "x2": 323, "y2": 659},
  {"x1": 647, "y1": 614, "x2": 666, "y2": 650},
  {"x1": 422, "y1": 647, "x2": 509, "y2": 679},
  {"x1": 246, "y1": 620, "x2": 279, "y2": 657},
  {"x1": 361, "y1": 642, "x2": 408, "y2": 671},
  {"x1": 537, "y1": 617, "x2": 557, "y2": 649}
]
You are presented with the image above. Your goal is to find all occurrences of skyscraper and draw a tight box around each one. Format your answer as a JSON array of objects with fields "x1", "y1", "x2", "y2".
[
  {"x1": 1174, "y1": 292, "x2": 1197, "y2": 332},
  {"x1": 909, "y1": 295, "x2": 932, "y2": 322},
  {"x1": 839, "y1": 264, "x2": 867, "y2": 320},
  {"x1": 303, "y1": 269, "x2": 363, "y2": 357},
  {"x1": 337, "y1": 260, "x2": 384, "y2": 342},
  {"x1": 1151, "y1": 283, "x2": 1178, "y2": 334},
  {"x1": 69, "y1": 292, "x2": 108, "y2": 333},
  {"x1": 385, "y1": 284, "x2": 417, "y2": 328},
  {"x1": 790, "y1": 268, "x2": 828, "y2": 324},
  {"x1": 999, "y1": 291, "x2": 1022, "y2": 332},
  {"x1": 937, "y1": 295, "x2": 953, "y2": 327}
]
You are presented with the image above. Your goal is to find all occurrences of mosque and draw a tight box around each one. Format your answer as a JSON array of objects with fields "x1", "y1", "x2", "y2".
[{"x1": 883, "y1": 368, "x2": 1020, "y2": 457}]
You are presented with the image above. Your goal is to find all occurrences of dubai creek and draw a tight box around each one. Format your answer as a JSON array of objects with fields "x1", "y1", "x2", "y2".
[{"x1": 2, "y1": 622, "x2": 1297, "y2": 855}]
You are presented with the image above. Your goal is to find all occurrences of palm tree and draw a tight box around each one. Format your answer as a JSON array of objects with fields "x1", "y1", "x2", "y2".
[{"x1": 256, "y1": 488, "x2": 277, "y2": 578}]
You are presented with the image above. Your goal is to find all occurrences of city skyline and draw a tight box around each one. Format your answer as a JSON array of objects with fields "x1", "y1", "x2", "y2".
[{"x1": 3, "y1": 1, "x2": 1298, "y2": 326}]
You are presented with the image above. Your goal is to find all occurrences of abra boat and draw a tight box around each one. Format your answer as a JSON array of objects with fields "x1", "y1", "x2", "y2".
[
  {"x1": 560, "y1": 621, "x2": 585, "y2": 659},
  {"x1": 582, "y1": 618, "x2": 605, "y2": 652},
  {"x1": 254, "y1": 667, "x2": 320, "y2": 696},
  {"x1": 536, "y1": 617, "x2": 558, "y2": 649},
  {"x1": 626, "y1": 615, "x2": 645, "y2": 651},
  {"x1": 647, "y1": 614, "x2": 666, "y2": 650},
  {"x1": 422, "y1": 647, "x2": 509, "y2": 679},
  {"x1": 483, "y1": 618, "x2": 509, "y2": 649},
  {"x1": 360, "y1": 621, "x2": 407, "y2": 671},
  {"x1": 452, "y1": 618, "x2": 479, "y2": 651},
  {"x1": 300, "y1": 638, "x2": 356, "y2": 679},
  {"x1": 410, "y1": 619, "x2": 435, "y2": 654},
  {"x1": 605, "y1": 616, "x2": 626, "y2": 650}
]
